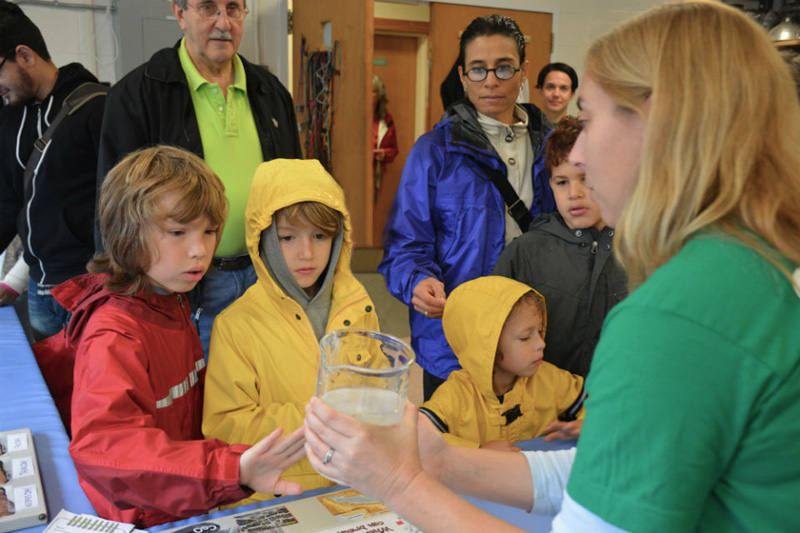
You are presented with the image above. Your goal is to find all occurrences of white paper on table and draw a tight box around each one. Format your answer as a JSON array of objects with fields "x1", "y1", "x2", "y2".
[{"x1": 43, "y1": 509, "x2": 136, "y2": 533}]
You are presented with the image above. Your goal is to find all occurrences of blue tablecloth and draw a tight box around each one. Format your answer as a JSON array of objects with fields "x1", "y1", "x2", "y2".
[
  {"x1": 151, "y1": 435, "x2": 576, "y2": 532},
  {"x1": 1, "y1": 306, "x2": 574, "y2": 532},
  {"x1": 0, "y1": 306, "x2": 96, "y2": 532}
]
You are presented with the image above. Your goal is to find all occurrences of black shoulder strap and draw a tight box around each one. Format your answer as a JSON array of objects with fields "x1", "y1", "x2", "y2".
[
  {"x1": 23, "y1": 82, "x2": 108, "y2": 193},
  {"x1": 482, "y1": 165, "x2": 534, "y2": 233}
]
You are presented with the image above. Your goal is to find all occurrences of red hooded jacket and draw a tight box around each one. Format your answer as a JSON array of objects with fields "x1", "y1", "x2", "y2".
[{"x1": 39, "y1": 273, "x2": 251, "y2": 527}]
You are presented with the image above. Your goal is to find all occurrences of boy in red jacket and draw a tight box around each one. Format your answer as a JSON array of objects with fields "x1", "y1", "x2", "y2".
[{"x1": 51, "y1": 146, "x2": 304, "y2": 527}]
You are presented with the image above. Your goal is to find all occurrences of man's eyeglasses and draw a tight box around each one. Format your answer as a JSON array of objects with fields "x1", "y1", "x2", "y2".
[
  {"x1": 465, "y1": 65, "x2": 521, "y2": 82},
  {"x1": 187, "y1": 2, "x2": 248, "y2": 22}
]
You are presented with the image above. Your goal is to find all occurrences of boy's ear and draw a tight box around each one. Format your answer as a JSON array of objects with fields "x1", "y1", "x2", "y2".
[{"x1": 494, "y1": 346, "x2": 504, "y2": 364}]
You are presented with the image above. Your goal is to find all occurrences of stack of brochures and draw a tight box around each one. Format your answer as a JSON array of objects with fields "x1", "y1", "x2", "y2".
[{"x1": 0, "y1": 428, "x2": 48, "y2": 533}]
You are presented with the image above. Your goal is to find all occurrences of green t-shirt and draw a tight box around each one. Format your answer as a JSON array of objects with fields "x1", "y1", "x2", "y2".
[
  {"x1": 179, "y1": 39, "x2": 263, "y2": 257},
  {"x1": 568, "y1": 233, "x2": 800, "y2": 532}
]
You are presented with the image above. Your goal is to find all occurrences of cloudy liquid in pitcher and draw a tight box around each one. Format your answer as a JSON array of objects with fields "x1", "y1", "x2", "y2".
[{"x1": 320, "y1": 387, "x2": 403, "y2": 425}]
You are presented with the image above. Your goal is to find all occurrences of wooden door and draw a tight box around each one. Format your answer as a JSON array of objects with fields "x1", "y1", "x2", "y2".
[
  {"x1": 292, "y1": 0, "x2": 374, "y2": 245},
  {"x1": 372, "y1": 34, "x2": 418, "y2": 246},
  {"x1": 428, "y1": 3, "x2": 552, "y2": 130}
]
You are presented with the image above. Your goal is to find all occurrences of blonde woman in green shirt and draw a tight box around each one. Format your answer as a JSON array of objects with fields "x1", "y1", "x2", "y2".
[{"x1": 304, "y1": 2, "x2": 800, "y2": 531}]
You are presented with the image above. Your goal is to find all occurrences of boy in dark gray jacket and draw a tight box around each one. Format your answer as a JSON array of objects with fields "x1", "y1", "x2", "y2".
[{"x1": 493, "y1": 117, "x2": 627, "y2": 377}]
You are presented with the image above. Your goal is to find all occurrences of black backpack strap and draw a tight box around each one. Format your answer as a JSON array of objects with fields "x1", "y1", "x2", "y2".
[
  {"x1": 482, "y1": 164, "x2": 534, "y2": 233},
  {"x1": 23, "y1": 82, "x2": 108, "y2": 193}
]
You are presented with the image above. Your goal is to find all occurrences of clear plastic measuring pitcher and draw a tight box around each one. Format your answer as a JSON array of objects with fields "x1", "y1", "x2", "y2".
[{"x1": 316, "y1": 328, "x2": 415, "y2": 425}]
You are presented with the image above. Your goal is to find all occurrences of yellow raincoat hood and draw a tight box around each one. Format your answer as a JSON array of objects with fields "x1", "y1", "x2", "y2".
[
  {"x1": 245, "y1": 158, "x2": 352, "y2": 284},
  {"x1": 421, "y1": 276, "x2": 583, "y2": 447},
  {"x1": 443, "y1": 276, "x2": 547, "y2": 399}
]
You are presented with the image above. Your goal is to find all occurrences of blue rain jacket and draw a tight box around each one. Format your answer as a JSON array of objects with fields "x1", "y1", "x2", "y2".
[{"x1": 379, "y1": 100, "x2": 555, "y2": 379}]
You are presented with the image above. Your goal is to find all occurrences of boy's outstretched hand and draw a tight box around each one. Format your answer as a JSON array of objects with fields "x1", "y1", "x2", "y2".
[
  {"x1": 542, "y1": 419, "x2": 583, "y2": 442},
  {"x1": 239, "y1": 427, "x2": 306, "y2": 495}
]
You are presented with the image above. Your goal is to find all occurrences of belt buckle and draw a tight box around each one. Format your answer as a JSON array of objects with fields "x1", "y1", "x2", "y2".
[{"x1": 214, "y1": 254, "x2": 249, "y2": 271}]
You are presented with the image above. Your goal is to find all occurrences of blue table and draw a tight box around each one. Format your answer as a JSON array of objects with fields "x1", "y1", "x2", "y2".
[
  {"x1": 150, "y1": 435, "x2": 575, "y2": 532},
  {"x1": 0, "y1": 307, "x2": 96, "y2": 532},
  {"x1": 1, "y1": 306, "x2": 574, "y2": 532}
]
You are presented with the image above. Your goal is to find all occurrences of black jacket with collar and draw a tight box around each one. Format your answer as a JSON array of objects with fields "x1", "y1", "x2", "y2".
[
  {"x1": 97, "y1": 42, "x2": 302, "y2": 182},
  {"x1": 0, "y1": 62, "x2": 104, "y2": 286}
]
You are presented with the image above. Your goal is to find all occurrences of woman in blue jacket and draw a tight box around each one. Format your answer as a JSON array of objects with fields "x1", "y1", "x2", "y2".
[{"x1": 379, "y1": 14, "x2": 554, "y2": 399}]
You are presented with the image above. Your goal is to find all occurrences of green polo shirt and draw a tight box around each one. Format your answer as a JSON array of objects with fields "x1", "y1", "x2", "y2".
[{"x1": 179, "y1": 38, "x2": 263, "y2": 257}]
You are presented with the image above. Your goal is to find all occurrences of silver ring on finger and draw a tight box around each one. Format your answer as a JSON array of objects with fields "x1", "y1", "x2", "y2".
[
  {"x1": 424, "y1": 310, "x2": 429, "y2": 318},
  {"x1": 323, "y1": 447, "x2": 335, "y2": 466}
]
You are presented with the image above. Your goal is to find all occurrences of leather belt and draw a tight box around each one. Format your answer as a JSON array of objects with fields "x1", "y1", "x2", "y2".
[{"x1": 212, "y1": 254, "x2": 252, "y2": 271}]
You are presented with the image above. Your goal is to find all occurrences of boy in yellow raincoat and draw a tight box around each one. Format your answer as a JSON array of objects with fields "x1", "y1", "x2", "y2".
[
  {"x1": 419, "y1": 276, "x2": 584, "y2": 450},
  {"x1": 203, "y1": 159, "x2": 379, "y2": 506}
]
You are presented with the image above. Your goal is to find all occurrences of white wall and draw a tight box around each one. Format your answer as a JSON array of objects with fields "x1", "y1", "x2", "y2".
[{"x1": 13, "y1": 0, "x2": 118, "y2": 83}]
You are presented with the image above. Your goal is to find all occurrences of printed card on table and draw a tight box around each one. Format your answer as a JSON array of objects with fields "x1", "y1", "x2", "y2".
[{"x1": 0, "y1": 428, "x2": 48, "y2": 533}]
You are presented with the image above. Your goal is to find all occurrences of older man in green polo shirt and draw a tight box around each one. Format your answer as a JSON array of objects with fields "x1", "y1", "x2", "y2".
[{"x1": 97, "y1": 0, "x2": 303, "y2": 357}]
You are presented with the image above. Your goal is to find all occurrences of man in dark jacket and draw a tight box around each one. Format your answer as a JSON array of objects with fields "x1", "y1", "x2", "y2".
[
  {"x1": 0, "y1": 1, "x2": 105, "y2": 341},
  {"x1": 97, "y1": 0, "x2": 302, "y2": 357}
]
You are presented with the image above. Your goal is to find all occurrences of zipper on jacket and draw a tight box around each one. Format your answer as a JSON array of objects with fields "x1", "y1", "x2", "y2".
[
  {"x1": 591, "y1": 240, "x2": 599, "y2": 254},
  {"x1": 24, "y1": 99, "x2": 54, "y2": 284},
  {"x1": 193, "y1": 306, "x2": 203, "y2": 329}
]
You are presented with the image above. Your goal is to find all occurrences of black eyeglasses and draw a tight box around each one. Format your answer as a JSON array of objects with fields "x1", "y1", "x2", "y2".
[
  {"x1": 0, "y1": 50, "x2": 15, "y2": 72},
  {"x1": 186, "y1": 2, "x2": 248, "y2": 21},
  {"x1": 465, "y1": 65, "x2": 521, "y2": 82}
]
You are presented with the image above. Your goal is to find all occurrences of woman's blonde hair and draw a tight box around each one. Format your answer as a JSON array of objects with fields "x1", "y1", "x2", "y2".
[
  {"x1": 89, "y1": 146, "x2": 228, "y2": 294},
  {"x1": 373, "y1": 75, "x2": 388, "y2": 120},
  {"x1": 587, "y1": 0, "x2": 800, "y2": 287}
]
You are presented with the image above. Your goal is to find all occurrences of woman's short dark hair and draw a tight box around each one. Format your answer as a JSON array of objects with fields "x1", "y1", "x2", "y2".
[
  {"x1": 459, "y1": 14, "x2": 525, "y2": 69},
  {"x1": 536, "y1": 62, "x2": 579, "y2": 91}
]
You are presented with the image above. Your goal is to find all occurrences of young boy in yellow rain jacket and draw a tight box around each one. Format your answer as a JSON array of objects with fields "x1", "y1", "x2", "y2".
[
  {"x1": 419, "y1": 276, "x2": 585, "y2": 450},
  {"x1": 202, "y1": 159, "x2": 379, "y2": 506}
]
